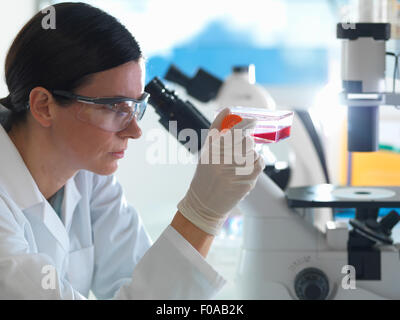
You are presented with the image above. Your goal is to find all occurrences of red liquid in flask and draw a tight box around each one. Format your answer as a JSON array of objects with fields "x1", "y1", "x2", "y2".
[{"x1": 252, "y1": 126, "x2": 291, "y2": 143}]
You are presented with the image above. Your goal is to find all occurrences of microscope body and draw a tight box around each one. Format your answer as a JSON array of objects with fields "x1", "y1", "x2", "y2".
[{"x1": 236, "y1": 173, "x2": 400, "y2": 300}]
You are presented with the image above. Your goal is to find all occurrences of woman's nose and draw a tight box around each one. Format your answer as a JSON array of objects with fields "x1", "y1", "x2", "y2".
[{"x1": 118, "y1": 116, "x2": 142, "y2": 139}]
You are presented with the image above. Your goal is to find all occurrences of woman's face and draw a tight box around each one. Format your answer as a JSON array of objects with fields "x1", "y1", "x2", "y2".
[{"x1": 51, "y1": 60, "x2": 145, "y2": 175}]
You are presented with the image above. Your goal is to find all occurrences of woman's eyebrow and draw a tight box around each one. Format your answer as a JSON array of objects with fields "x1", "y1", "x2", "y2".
[
  {"x1": 110, "y1": 93, "x2": 145, "y2": 100},
  {"x1": 110, "y1": 95, "x2": 130, "y2": 98}
]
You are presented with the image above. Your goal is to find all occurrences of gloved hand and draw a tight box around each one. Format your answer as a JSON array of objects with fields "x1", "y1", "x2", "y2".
[{"x1": 177, "y1": 108, "x2": 266, "y2": 235}]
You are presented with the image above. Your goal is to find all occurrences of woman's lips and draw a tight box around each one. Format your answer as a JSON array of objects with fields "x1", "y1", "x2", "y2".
[{"x1": 110, "y1": 151, "x2": 125, "y2": 159}]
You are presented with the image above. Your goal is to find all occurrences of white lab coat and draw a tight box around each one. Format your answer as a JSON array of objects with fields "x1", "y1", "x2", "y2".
[{"x1": 0, "y1": 118, "x2": 226, "y2": 299}]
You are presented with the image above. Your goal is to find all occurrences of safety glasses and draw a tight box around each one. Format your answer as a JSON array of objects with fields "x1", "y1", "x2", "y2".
[{"x1": 52, "y1": 90, "x2": 150, "y2": 132}]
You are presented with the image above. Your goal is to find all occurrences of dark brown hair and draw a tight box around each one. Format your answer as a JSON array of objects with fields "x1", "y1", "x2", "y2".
[{"x1": 0, "y1": 2, "x2": 142, "y2": 128}]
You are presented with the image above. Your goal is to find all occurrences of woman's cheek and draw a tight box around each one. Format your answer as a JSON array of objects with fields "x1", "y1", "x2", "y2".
[{"x1": 87, "y1": 131, "x2": 114, "y2": 156}]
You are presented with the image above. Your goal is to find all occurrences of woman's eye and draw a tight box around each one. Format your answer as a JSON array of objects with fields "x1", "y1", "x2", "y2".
[
  {"x1": 113, "y1": 103, "x2": 130, "y2": 115},
  {"x1": 116, "y1": 111, "x2": 127, "y2": 117},
  {"x1": 97, "y1": 105, "x2": 115, "y2": 114},
  {"x1": 106, "y1": 104, "x2": 124, "y2": 115}
]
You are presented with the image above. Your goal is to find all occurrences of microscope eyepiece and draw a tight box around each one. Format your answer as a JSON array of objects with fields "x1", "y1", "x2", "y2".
[
  {"x1": 164, "y1": 65, "x2": 223, "y2": 102},
  {"x1": 145, "y1": 77, "x2": 211, "y2": 154}
]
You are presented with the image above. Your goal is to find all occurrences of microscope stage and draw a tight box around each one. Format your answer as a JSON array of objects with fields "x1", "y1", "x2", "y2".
[{"x1": 286, "y1": 184, "x2": 400, "y2": 208}]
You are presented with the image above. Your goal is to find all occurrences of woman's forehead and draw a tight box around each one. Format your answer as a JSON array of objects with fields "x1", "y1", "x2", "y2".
[{"x1": 77, "y1": 60, "x2": 145, "y2": 99}]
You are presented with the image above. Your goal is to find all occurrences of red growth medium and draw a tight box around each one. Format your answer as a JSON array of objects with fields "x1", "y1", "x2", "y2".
[{"x1": 252, "y1": 126, "x2": 291, "y2": 143}]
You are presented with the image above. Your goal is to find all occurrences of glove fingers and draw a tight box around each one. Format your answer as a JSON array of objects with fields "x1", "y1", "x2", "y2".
[
  {"x1": 219, "y1": 118, "x2": 257, "y2": 150},
  {"x1": 210, "y1": 108, "x2": 231, "y2": 130},
  {"x1": 219, "y1": 132, "x2": 256, "y2": 155},
  {"x1": 230, "y1": 117, "x2": 257, "y2": 131},
  {"x1": 231, "y1": 153, "x2": 265, "y2": 180},
  {"x1": 210, "y1": 108, "x2": 257, "y2": 132}
]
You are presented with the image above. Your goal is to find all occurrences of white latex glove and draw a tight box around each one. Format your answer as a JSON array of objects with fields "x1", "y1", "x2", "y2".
[{"x1": 177, "y1": 108, "x2": 266, "y2": 235}]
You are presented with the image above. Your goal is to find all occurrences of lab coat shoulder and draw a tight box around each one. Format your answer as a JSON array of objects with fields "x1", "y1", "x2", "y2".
[
  {"x1": 0, "y1": 185, "x2": 41, "y2": 256},
  {"x1": 0, "y1": 186, "x2": 31, "y2": 254},
  {"x1": 0, "y1": 187, "x2": 86, "y2": 299}
]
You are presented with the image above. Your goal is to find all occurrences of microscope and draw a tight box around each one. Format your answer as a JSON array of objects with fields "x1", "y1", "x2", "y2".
[
  {"x1": 145, "y1": 15, "x2": 400, "y2": 300},
  {"x1": 234, "y1": 20, "x2": 400, "y2": 299}
]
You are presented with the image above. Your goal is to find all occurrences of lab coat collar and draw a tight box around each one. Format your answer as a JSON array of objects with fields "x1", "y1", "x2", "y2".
[
  {"x1": 63, "y1": 175, "x2": 82, "y2": 234},
  {"x1": 0, "y1": 123, "x2": 81, "y2": 252}
]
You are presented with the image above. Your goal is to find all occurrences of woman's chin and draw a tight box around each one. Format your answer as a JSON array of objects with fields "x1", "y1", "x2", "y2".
[{"x1": 90, "y1": 161, "x2": 119, "y2": 176}]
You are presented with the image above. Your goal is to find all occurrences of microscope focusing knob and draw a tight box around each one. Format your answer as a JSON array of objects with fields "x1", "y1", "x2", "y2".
[
  {"x1": 380, "y1": 210, "x2": 400, "y2": 235},
  {"x1": 294, "y1": 268, "x2": 330, "y2": 300},
  {"x1": 349, "y1": 210, "x2": 400, "y2": 244}
]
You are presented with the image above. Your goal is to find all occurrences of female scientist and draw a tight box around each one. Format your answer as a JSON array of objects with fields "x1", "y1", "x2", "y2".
[{"x1": 0, "y1": 2, "x2": 264, "y2": 299}]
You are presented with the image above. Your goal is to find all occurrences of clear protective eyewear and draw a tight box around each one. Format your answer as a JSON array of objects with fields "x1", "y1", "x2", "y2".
[{"x1": 52, "y1": 90, "x2": 150, "y2": 132}]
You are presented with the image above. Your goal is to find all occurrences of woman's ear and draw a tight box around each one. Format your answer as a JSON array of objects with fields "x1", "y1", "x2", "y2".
[{"x1": 28, "y1": 87, "x2": 56, "y2": 128}]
